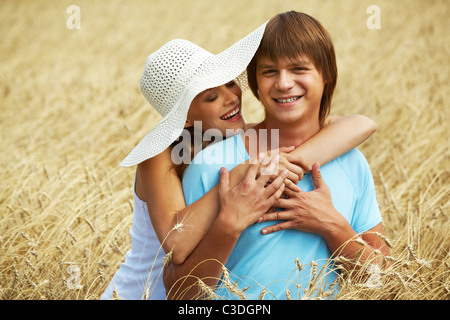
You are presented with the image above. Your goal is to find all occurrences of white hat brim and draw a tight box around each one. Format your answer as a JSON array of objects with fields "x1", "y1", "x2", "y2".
[{"x1": 120, "y1": 21, "x2": 267, "y2": 167}]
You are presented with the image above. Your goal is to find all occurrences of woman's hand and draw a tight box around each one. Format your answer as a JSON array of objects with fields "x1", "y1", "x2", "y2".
[
  {"x1": 260, "y1": 146, "x2": 312, "y2": 188},
  {"x1": 258, "y1": 163, "x2": 349, "y2": 237},
  {"x1": 218, "y1": 154, "x2": 288, "y2": 235}
]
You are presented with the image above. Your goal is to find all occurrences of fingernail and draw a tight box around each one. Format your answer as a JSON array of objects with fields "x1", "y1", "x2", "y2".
[
  {"x1": 258, "y1": 217, "x2": 263, "y2": 223},
  {"x1": 283, "y1": 169, "x2": 288, "y2": 176},
  {"x1": 261, "y1": 229, "x2": 267, "y2": 234}
]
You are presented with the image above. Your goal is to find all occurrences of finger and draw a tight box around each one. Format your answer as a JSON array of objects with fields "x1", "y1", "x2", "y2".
[
  {"x1": 219, "y1": 167, "x2": 230, "y2": 192},
  {"x1": 266, "y1": 183, "x2": 285, "y2": 209},
  {"x1": 261, "y1": 221, "x2": 294, "y2": 235},
  {"x1": 285, "y1": 170, "x2": 300, "y2": 185},
  {"x1": 285, "y1": 162, "x2": 303, "y2": 182},
  {"x1": 257, "y1": 155, "x2": 280, "y2": 186},
  {"x1": 284, "y1": 179, "x2": 301, "y2": 193},
  {"x1": 259, "y1": 210, "x2": 287, "y2": 223},
  {"x1": 283, "y1": 186, "x2": 301, "y2": 198},
  {"x1": 273, "y1": 182, "x2": 285, "y2": 200},
  {"x1": 288, "y1": 154, "x2": 312, "y2": 172},
  {"x1": 265, "y1": 179, "x2": 285, "y2": 202},
  {"x1": 244, "y1": 153, "x2": 263, "y2": 181},
  {"x1": 260, "y1": 154, "x2": 279, "y2": 176},
  {"x1": 263, "y1": 169, "x2": 288, "y2": 196},
  {"x1": 274, "y1": 197, "x2": 293, "y2": 209},
  {"x1": 311, "y1": 162, "x2": 325, "y2": 189}
]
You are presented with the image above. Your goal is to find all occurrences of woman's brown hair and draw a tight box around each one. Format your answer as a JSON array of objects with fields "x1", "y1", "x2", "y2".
[{"x1": 171, "y1": 126, "x2": 212, "y2": 177}]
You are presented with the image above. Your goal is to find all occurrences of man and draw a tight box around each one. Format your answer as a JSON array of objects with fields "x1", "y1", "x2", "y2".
[{"x1": 163, "y1": 11, "x2": 389, "y2": 300}]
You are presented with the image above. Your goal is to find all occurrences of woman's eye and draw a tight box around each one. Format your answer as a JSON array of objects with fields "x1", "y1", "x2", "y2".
[{"x1": 206, "y1": 94, "x2": 218, "y2": 102}]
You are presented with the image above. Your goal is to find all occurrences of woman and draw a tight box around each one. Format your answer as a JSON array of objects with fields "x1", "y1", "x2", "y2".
[{"x1": 101, "y1": 21, "x2": 377, "y2": 300}]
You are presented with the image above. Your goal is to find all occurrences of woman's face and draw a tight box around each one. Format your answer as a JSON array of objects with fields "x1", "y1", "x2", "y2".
[{"x1": 186, "y1": 81, "x2": 245, "y2": 134}]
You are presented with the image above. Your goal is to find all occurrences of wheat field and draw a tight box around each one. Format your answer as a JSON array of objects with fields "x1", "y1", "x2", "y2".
[{"x1": 0, "y1": 0, "x2": 448, "y2": 300}]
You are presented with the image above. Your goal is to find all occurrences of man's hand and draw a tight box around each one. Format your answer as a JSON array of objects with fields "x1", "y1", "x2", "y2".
[
  {"x1": 218, "y1": 154, "x2": 288, "y2": 235},
  {"x1": 258, "y1": 163, "x2": 349, "y2": 237}
]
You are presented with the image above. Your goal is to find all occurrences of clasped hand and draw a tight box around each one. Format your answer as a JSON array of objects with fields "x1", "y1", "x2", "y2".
[
  {"x1": 218, "y1": 147, "x2": 346, "y2": 239},
  {"x1": 218, "y1": 153, "x2": 288, "y2": 234},
  {"x1": 259, "y1": 163, "x2": 346, "y2": 237}
]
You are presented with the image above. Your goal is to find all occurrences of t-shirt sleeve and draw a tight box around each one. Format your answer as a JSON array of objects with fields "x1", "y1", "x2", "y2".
[
  {"x1": 181, "y1": 161, "x2": 221, "y2": 206},
  {"x1": 344, "y1": 149, "x2": 383, "y2": 234},
  {"x1": 181, "y1": 134, "x2": 247, "y2": 206}
]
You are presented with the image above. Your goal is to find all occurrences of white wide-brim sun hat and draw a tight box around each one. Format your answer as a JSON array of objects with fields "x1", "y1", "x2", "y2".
[{"x1": 120, "y1": 21, "x2": 267, "y2": 167}]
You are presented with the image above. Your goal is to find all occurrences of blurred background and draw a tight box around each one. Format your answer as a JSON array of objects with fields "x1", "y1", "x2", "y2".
[{"x1": 0, "y1": 0, "x2": 448, "y2": 299}]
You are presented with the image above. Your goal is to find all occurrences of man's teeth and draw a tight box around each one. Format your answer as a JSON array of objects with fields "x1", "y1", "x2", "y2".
[
  {"x1": 221, "y1": 107, "x2": 239, "y2": 120},
  {"x1": 275, "y1": 96, "x2": 301, "y2": 103}
]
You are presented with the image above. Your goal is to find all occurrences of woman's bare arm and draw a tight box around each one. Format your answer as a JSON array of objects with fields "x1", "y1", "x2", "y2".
[
  {"x1": 286, "y1": 115, "x2": 377, "y2": 171},
  {"x1": 136, "y1": 148, "x2": 260, "y2": 265},
  {"x1": 137, "y1": 148, "x2": 218, "y2": 264}
]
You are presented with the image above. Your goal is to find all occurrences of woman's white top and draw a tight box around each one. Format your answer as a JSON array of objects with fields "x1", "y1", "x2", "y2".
[{"x1": 101, "y1": 186, "x2": 166, "y2": 300}]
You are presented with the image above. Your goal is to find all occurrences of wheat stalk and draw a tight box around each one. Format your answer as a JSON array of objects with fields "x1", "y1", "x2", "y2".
[{"x1": 1, "y1": 0, "x2": 448, "y2": 300}]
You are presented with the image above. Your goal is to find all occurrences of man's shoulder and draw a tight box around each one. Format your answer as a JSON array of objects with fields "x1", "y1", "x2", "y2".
[
  {"x1": 334, "y1": 148, "x2": 373, "y2": 190},
  {"x1": 336, "y1": 148, "x2": 369, "y2": 167}
]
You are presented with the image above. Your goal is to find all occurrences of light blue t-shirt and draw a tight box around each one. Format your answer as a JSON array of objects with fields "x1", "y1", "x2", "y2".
[{"x1": 182, "y1": 133, "x2": 382, "y2": 300}]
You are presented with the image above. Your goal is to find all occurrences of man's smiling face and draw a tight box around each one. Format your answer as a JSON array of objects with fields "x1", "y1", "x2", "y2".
[{"x1": 256, "y1": 55, "x2": 325, "y2": 127}]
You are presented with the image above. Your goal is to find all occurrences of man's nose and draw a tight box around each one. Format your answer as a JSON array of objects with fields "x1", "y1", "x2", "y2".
[{"x1": 275, "y1": 70, "x2": 294, "y2": 91}]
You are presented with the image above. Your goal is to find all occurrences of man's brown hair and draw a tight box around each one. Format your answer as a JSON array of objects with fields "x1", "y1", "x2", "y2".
[{"x1": 247, "y1": 11, "x2": 337, "y2": 126}]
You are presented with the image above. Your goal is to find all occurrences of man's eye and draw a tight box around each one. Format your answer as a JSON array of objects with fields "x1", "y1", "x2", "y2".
[
  {"x1": 293, "y1": 67, "x2": 308, "y2": 72},
  {"x1": 262, "y1": 69, "x2": 276, "y2": 75}
]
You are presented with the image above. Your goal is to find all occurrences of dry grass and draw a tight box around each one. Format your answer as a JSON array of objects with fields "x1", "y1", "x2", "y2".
[{"x1": 0, "y1": 0, "x2": 449, "y2": 300}]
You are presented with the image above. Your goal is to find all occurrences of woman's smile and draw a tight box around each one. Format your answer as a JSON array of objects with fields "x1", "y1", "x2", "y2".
[{"x1": 220, "y1": 104, "x2": 242, "y2": 121}]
